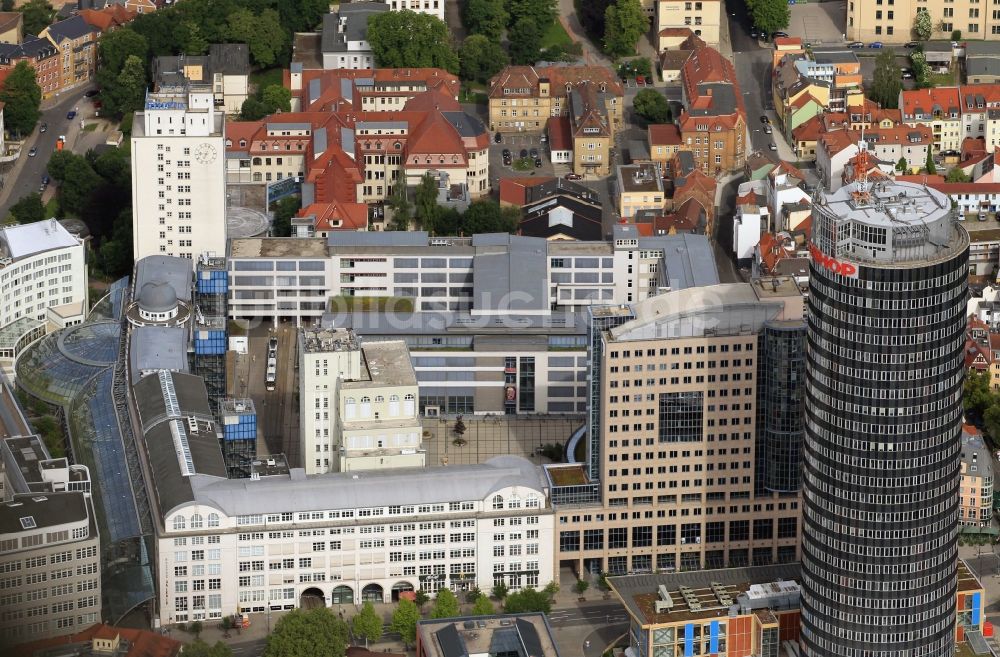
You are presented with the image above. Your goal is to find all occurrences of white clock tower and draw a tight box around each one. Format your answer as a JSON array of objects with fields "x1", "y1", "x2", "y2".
[{"x1": 131, "y1": 84, "x2": 227, "y2": 265}]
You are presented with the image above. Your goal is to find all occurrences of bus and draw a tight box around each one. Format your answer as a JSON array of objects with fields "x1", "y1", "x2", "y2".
[{"x1": 266, "y1": 365, "x2": 277, "y2": 390}]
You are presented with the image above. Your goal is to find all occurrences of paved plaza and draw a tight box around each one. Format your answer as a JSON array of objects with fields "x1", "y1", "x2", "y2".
[{"x1": 422, "y1": 415, "x2": 585, "y2": 467}]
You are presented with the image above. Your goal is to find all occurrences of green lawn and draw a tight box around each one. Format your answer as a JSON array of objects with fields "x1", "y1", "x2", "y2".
[
  {"x1": 929, "y1": 69, "x2": 958, "y2": 86},
  {"x1": 250, "y1": 68, "x2": 284, "y2": 93},
  {"x1": 541, "y1": 20, "x2": 574, "y2": 50},
  {"x1": 44, "y1": 198, "x2": 58, "y2": 218}
]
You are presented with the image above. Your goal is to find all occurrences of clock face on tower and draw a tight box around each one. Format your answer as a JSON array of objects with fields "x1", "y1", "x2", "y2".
[{"x1": 194, "y1": 142, "x2": 217, "y2": 164}]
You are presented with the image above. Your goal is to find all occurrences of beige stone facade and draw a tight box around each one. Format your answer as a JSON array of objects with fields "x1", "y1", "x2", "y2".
[
  {"x1": 847, "y1": 0, "x2": 1000, "y2": 42},
  {"x1": 657, "y1": 0, "x2": 722, "y2": 48}
]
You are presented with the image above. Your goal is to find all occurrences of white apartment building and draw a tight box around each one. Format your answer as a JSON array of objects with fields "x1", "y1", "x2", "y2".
[
  {"x1": 386, "y1": 0, "x2": 444, "y2": 20},
  {"x1": 321, "y1": 5, "x2": 388, "y2": 70},
  {"x1": 132, "y1": 84, "x2": 227, "y2": 264},
  {"x1": 298, "y1": 326, "x2": 425, "y2": 475},
  {"x1": 0, "y1": 220, "x2": 88, "y2": 379}
]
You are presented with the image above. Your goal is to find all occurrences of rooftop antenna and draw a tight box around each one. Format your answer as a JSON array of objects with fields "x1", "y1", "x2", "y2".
[{"x1": 853, "y1": 127, "x2": 871, "y2": 205}]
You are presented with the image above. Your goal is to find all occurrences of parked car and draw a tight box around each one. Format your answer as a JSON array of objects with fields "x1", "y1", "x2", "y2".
[
  {"x1": 904, "y1": 41, "x2": 919, "y2": 48},
  {"x1": 540, "y1": 134, "x2": 548, "y2": 143},
  {"x1": 750, "y1": 28, "x2": 759, "y2": 38},
  {"x1": 565, "y1": 173, "x2": 583, "y2": 180},
  {"x1": 502, "y1": 148, "x2": 511, "y2": 159},
  {"x1": 529, "y1": 147, "x2": 539, "y2": 158},
  {"x1": 760, "y1": 115, "x2": 770, "y2": 124},
  {"x1": 764, "y1": 125, "x2": 772, "y2": 134},
  {"x1": 84, "y1": 89, "x2": 99, "y2": 98},
  {"x1": 39, "y1": 122, "x2": 46, "y2": 133},
  {"x1": 519, "y1": 149, "x2": 528, "y2": 158},
  {"x1": 869, "y1": 42, "x2": 883, "y2": 49},
  {"x1": 951, "y1": 41, "x2": 961, "y2": 48},
  {"x1": 28, "y1": 147, "x2": 37, "y2": 157},
  {"x1": 41, "y1": 175, "x2": 49, "y2": 186},
  {"x1": 848, "y1": 41, "x2": 865, "y2": 49},
  {"x1": 494, "y1": 132, "x2": 502, "y2": 143},
  {"x1": 67, "y1": 110, "x2": 76, "y2": 120},
  {"x1": 534, "y1": 157, "x2": 542, "y2": 168},
  {"x1": 772, "y1": 31, "x2": 789, "y2": 39},
  {"x1": 901, "y1": 69, "x2": 914, "y2": 79},
  {"x1": 768, "y1": 143, "x2": 777, "y2": 151}
]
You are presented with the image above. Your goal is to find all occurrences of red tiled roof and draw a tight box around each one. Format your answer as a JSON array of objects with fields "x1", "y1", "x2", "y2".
[
  {"x1": 499, "y1": 177, "x2": 552, "y2": 206},
  {"x1": 648, "y1": 123, "x2": 682, "y2": 146},
  {"x1": 921, "y1": 182, "x2": 1000, "y2": 194},
  {"x1": 774, "y1": 37, "x2": 803, "y2": 47},
  {"x1": 895, "y1": 174, "x2": 947, "y2": 184},
  {"x1": 300, "y1": 201, "x2": 369, "y2": 231},
  {"x1": 970, "y1": 314, "x2": 990, "y2": 331},
  {"x1": 900, "y1": 87, "x2": 961, "y2": 118},
  {"x1": 403, "y1": 85, "x2": 461, "y2": 112},
  {"x1": 757, "y1": 231, "x2": 792, "y2": 273},
  {"x1": 225, "y1": 120, "x2": 265, "y2": 151},
  {"x1": 792, "y1": 114, "x2": 823, "y2": 142},
  {"x1": 659, "y1": 27, "x2": 695, "y2": 37},
  {"x1": 966, "y1": 339, "x2": 992, "y2": 369},
  {"x1": 547, "y1": 116, "x2": 573, "y2": 152},
  {"x1": 12, "y1": 625, "x2": 181, "y2": 657},
  {"x1": 406, "y1": 112, "x2": 466, "y2": 161},
  {"x1": 79, "y1": 6, "x2": 137, "y2": 31}
]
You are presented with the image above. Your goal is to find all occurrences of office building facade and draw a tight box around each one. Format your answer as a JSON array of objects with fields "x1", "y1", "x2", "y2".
[
  {"x1": 801, "y1": 174, "x2": 969, "y2": 656},
  {"x1": 132, "y1": 84, "x2": 227, "y2": 263}
]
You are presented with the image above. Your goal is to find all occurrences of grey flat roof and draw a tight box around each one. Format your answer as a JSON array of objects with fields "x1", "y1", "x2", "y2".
[
  {"x1": 189, "y1": 455, "x2": 546, "y2": 517},
  {"x1": 473, "y1": 235, "x2": 549, "y2": 312},
  {"x1": 130, "y1": 327, "x2": 189, "y2": 380},
  {"x1": 811, "y1": 50, "x2": 858, "y2": 64},
  {"x1": 332, "y1": 310, "x2": 585, "y2": 336},
  {"x1": 343, "y1": 340, "x2": 417, "y2": 388},
  {"x1": 442, "y1": 111, "x2": 487, "y2": 138},
  {"x1": 417, "y1": 614, "x2": 560, "y2": 657},
  {"x1": 967, "y1": 59, "x2": 1000, "y2": 77},
  {"x1": 329, "y1": 230, "x2": 431, "y2": 247},
  {"x1": 688, "y1": 83, "x2": 736, "y2": 117},
  {"x1": 134, "y1": 256, "x2": 193, "y2": 303},
  {"x1": 646, "y1": 233, "x2": 719, "y2": 290},
  {"x1": 609, "y1": 563, "x2": 802, "y2": 626},
  {"x1": 0, "y1": 491, "x2": 89, "y2": 535}
]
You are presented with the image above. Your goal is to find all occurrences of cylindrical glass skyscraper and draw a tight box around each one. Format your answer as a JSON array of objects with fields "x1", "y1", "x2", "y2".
[{"x1": 801, "y1": 172, "x2": 969, "y2": 657}]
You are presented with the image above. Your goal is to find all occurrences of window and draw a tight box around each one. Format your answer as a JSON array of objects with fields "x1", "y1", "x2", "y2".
[
  {"x1": 190, "y1": 514, "x2": 203, "y2": 529},
  {"x1": 207, "y1": 514, "x2": 220, "y2": 528},
  {"x1": 173, "y1": 516, "x2": 186, "y2": 530}
]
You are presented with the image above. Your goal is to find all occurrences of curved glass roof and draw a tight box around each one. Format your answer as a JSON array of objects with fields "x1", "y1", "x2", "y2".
[
  {"x1": 15, "y1": 321, "x2": 120, "y2": 407},
  {"x1": 86, "y1": 276, "x2": 130, "y2": 323}
]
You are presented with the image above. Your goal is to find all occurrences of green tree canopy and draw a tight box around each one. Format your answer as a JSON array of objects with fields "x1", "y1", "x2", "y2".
[
  {"x1": 747, "y1": 0, "x2": 789, "y2": 39},
  {"x1": 98, "y1": 29, "x2": 149, "y2": 76},
  {"x1": 508, "y1": 17, "x2": 542, "y2": 65},
  {"x1": 102, "y1": 55, "x2": 147, "y2": 118},
  {"x1": 868, "y1": 48, "x2": 902, "y2": 109},
  {"x1": 503, "y1": 587, "x2": 552, "y2": 614},
  {"x1": 264, "y1": 608, "x2": 349, "y2": 657},
  {"x1": 271, "y1": 195, "x2": 300, "y2": 237},
  {"x1": 966, "y1": 371, "x2": 994, "y2": 416},
  {"x1": 1, "y1": 0, "x2": 13, "y2": 12},
  {"x1": 9, "y1": 192, "x2": 45, "y2": 224},
  {"x1": 390, "y1": 598, "x2": 421, "y2": 647},
  {"x1": 578, "y1": 0, "x2": 613, "y2": 42},
  {"x1": 506, "y1": 0, "x2": 556, "y2": 33},
  {"x1": 180, "y1": 640, "x2": 232, "y2": 657},
  {"x1": 262, "y1": 85, "x2": 292, "y2": 113},
  {"x1": 431, "y1": 588, "x2": 461, "y2": 619},
  {"x1": 460, "y1": 199, "x2": 519, "y2": 234},
  {"x1": 368, "y1": 11, "x2": 459, "y2": 72},
  {"x1": 471, "y1": 593, "x2": 495, "y2": 616},
  {"x1": 603, "y1": 0, "x2": 647, "y2": 57},
  {"x1": 414, "y1": 172, "x2": 441, "y2": 232},
  {"x1": 385, "y1": 181, "x2": 412, "y2": 231},
  {"x1": 463, "y1": 0, "x2": 508, "y2": 40},
  {"x1": 926, "y1": 150, "x2": 936, "y2": 174},
  {"x1": 460, "y1": 34, "x2": 510, "y2": 83},
  {"x1": 913, "y1": 7, "x2": 932, "y2": 41},
  {"x1": 46, "y1": 151, "x2": 101, "y2": 217},
  {"x1": 946, "y1": 168, "x2": 971, "y2": 183},
  {"x1": 19, "y1": 0, "x2": 54, "y2": 37},
  {"x1": 277, "y1": 0, "x2": 329, "y2": 34},
  {"x1": 633, "y1": 88, "x2": 671, "y2": 123},
  {"x1": 0, "y1": 61, "x2": 41, "y2": 136},
  {"x1": 352, "y1": 601, "x2": 384, "y2": 647},
  {"x1": 227, "y1": 8, "x2": 287, "y2": 68}
]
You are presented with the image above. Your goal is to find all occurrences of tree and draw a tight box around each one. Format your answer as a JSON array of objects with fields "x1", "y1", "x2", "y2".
[
  {"x1": 985, "y1": 403, "x2": 1000, "y2": 442},
  {"x1": 459, "y1": 35, "x2": 509, "y2": 83},
  {"x1": 896, "y1": 156, "x2": 908, "y2": 173},
  {"x1": 47, "y1": 151, "x2": 101, "y2": 217},
  {"x1": 503, "y1": 588, "x2": 552, "y2": 614},
  {"x1": 633, "y1": 88, "x2": 671, "y2": 123},
  {"x1": 911, "y1": 50, "x2": 931, "y2": 88},
  {"x1": 103, "y1": 55, "x2": 147, "y2": 118},
  {"x1": 463, "y1": 0, "x2": 507, "y2": 40},
  {"x1": 926, "y1": 150, "x2": 937, "y2": 174},
  {"x1": 1, "y1": 0, "x2": 13, "y2": 11},
  {"x1": 431, "y1": 588, "x2": 461, "y2": 619},
  {"x1": 181, "y1": 640, "x2": 232, "y2": 657},
  {"x1": 352, "y1": 602, "x2": 383, "y2": 648},
  {"x1": 368, "y1": 11, "x2": 459, "y2": 73},
  {"x1": 188, "y1": 621, "x2": 204, "y2": 639},
  {"x1": 508, "y1": 17, "x2": 542, "y2": 66},
  {"x1": 414, "y1": 589, "x2": 430, "y2": 608},
  {"x1": 240, "y1": 97, "x2": 271, "y2": 121},
  {"x1": 0, "y1": 61, "x2": 41, "y2": 136},
  {"x1": 952, "y1": 29, "x2": 962, "y2": 41},
  {"x1": 262, "y1": 85, "x2": 292, "y2": 113},
  {"x1": 9, "y1": 192, "x2": 45, "y2": 224},
  {"x1": 390, "y1": 599, "x2": 421, "y2": 648},
  {"x1": 18, "y1": 0, "x2": 54, "y2": 37},
  {"x1": 868, "y1": 48, "x2": 902, "y2": 110},
  {"x1": 97, "y1": 28, "x2": 149, "y2": 77},
  {"x1": 277, "y1": 0, "x2": 330, "y2": 34},
  {"x1": 453, "y1": 417, "x2": 467, "y2": 438},
  {"x1": 946, "y1": 168, "x2": 971, "y2": 183},
  {"x1": 227, "y1": 8, "x2": 287, "y2": 68},
  {"x1": 272, "y1": 195, "x2": 300, "y2": 237},
  {"x1": 575, "y1": 580, "x2": 590, "y2": 595},
  {"x1": 579, "y1": 0, "x2": 613, "y2": 42},
  {"x1": 748, "y1": 0, "x2": 790, "y2": 40},
  {"x1": 542, "y1": 581, "x2": 559, "y2": 599},
  {"x1": 264, "y1": 608, "x2": 349, "y2": 657},
  {"x1": 414, "y1": 173, "x2": 441, "y2": 232},
  {"x1": 965, "y1": 371, "x2": 994, "y2": 416},
  {"x1": 913, "y1": 8, "x2": 932, "y2": 41},
  {"x1": 506, "y1": 0, "x2": 556, "y2": 33},
  {"x1": 386, "y1": 181, "x2": 412, "y2": 231},
  {"x1": 491, "y1": 583, "x2": 509, "y2": 600},
  {"x1": 460, "y1": 199, "x2": 518, "y2": 234},
  {"x1": 603, "y1": 0, "x2": 647, "y2": 57},
  {"x1": 471, "y1": 593, "x2": 495, "y2": 615}
]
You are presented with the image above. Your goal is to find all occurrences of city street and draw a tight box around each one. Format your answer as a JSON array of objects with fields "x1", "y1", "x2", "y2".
[{"x1": 0, "y1": 88, "x2": 97, "y2": 219}]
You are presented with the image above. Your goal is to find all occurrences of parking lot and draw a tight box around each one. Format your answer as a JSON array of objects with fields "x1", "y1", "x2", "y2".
[
  {"x1": 787, "y1": 1, "x2": 847, "y2": 45},
  {"x1": 489, "y1": 132, "x2": 564, "y2": 188}
]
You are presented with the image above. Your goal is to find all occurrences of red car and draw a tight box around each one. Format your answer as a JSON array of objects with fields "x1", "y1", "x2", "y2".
[{"x1": 565, "y1": 173, "x2": 583, "y2": 181}]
